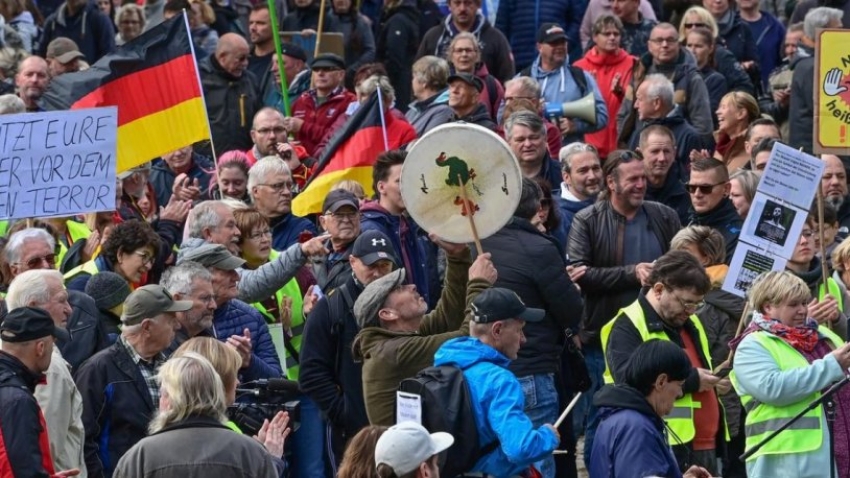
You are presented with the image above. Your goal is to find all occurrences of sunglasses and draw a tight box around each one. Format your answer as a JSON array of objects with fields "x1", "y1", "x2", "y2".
[
  {"x1": 684, "y1": 22, "x2": 707, "y2": 28},
  {"x1": 16, "y1": 253, "x2": 56, "y2": 269},
  {"x1": 685, "y1": 182, "x2": 723, "y2": 194}
]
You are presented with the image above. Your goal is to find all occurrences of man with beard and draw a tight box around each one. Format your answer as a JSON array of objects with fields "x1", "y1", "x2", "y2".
[
  {"x1": 601, "y1": 250, "x2": 724, "y2": 474},
  {"x1": 161, "y1": 261, "x2": 217, "y2": 354},
  {"x1": 247, "y1": 5, "x2": 274, "y2": 80},
  {"x1": 149, "y1": 145, "x2": 214, "y2": 207},
  {"x1": 554, "y1": 142, "x2": 603, "y2": 242},
  {"x1": 822, "y1": 154, "x2": 850, "y2": 238},
  {"x1": 248, "y1": 157, "x2": 317, "y2": 250},
  {"x1": 247, "y1": 108, "x2": 313, "y2": 192},
  {"x1": 16, "y1": 56, "x2": 49, "y2": 112},
  {"x1": 640, "y1": 125, "x2": 691, "y2": 224},
  {"x1": 567, "y1": 150, "x2": 680, "y2": 466}
]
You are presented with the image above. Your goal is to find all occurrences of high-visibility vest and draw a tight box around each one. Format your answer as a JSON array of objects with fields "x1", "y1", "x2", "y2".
[
  {"x1": 730, "y1": 328, "x2": 842, "y2": 461},
  {"x1": 0, "y1": 220, "x2": 8, "y2": 237},
  {"x1": 56, "y1": 220, "x2": 93, "y2": 269},
  {"x1": 250, "y1": 250, "x2": 305, "y2": 379},
  {"x1": 63, "y1": 260, "x2": 100, "y2": 284},
  {"x1": 819, "y1": 278, "x2": 844, "y2": 313},
  {"x1": 601, "y1": 300, "x2": 725, "y2": 445}
]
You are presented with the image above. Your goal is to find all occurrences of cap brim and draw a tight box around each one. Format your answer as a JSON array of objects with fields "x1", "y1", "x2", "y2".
[
  {"x1": 518, "y1": 307, "x2": 546, "y2": 322},
  {"x1": 163, "y1": 299, "x2": 194, "y2": 313},
  {"x1": 430, "y1": 432, "x2": 455, "y2": 455},
  {"x1": 325, "y1": 199, "x2": 359, "y2": 213},
  {"x1": 55, "y1": 51, "x2": 84, "y2": 63},
  {"x1": 53, "y1": 326, "x2": 71, "y2": 342},
  {"x1": 117, "y1": 170, "x2": 134, "y2": 179},
  {"x1": 212, "y1": 255, "x2": 247, "y2": 270},
  {"x1": 543, "y1": 34, "x2": 568, "y2": 43},
  {"x1": 359, "y1": 251, "x2": 397, "y2": 267},
  {"x1": 311, "y1": 61, "x2": 343, "y2": 69}
]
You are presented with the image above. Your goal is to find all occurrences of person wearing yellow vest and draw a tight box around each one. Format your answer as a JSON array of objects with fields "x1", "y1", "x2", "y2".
[
  {"x1": 730, "y1": 270, "x2": 850, "y2": 478},
  {"x1": 601, "y1": 250, "x2": 725, "y2": 475},
  {"x1": 786, "y1": 216, "x2": 849, "y2": 340}
]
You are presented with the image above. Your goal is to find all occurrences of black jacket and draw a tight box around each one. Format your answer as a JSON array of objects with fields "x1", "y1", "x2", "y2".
[
  {"x1": 59, "y1": 290, "x2": 110, "y2": 371},
  {"x1": 376, "y1": 0, "x2": 421, "y2": 112},
  {"x1": 568, "y1": 200, "x2": 680, "y2": 345},
  {"x1": 198, "y1": 55, "x2": 262, "y2": 156},
  {"x1": 0, "y1": 351, "x2": 52, "y2": 477},
  {"x1": 279, "y1": 2, "x2": 341, "y2": 32},
  {"x1": 480, "y1": 218, "x2": 583, "y2": 377},
  {"x1": 629, "y1": 106, "x2": 714, "y2": 182},
  {"x1": 717, "y1": 11, "x2": 759, "y2": 66},
  {"x1": 74, "y1": 341, "x2": 158, "y2": 478},
  {"x1": 298, "y1": 274, "x2": 368, "y2": 439},
  {"x1": 714, "y1": 45, "x2": 755, "y2": 96},
  {"x1": 645, "y1": 174, "x2": 691, "y2": 225},
  {"x1": 789, "y1": 45, "x2": 814, "y2": 153},
  {"x1": 688, "y1": 198, "x2": 742, "y2": 263},
  {"x1": 449, "y1": 103, "x2": 498, "y2": 131}
]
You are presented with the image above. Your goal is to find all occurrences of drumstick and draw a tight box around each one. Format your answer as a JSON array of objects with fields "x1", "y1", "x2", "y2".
[
  {"x1": 457, "y1": 174, "x2": 483, "y2": 255},
  {"x1": 554, "y1": 392, "x2": 582, "y2": 428}
]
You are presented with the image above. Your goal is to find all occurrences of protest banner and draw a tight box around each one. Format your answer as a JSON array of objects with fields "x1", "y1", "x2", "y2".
[
  {"x1": 723, "y1": 143, "x2": 825, "y2": 297},
  {"x1": 0, "y1": 107, "x2": 118, "y2": 220},
  {"x1": 814, "y1": 29, "x2": 850, "y2": 155}
]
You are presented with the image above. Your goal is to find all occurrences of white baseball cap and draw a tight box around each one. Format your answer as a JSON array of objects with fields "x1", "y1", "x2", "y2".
[{"x1": 374, "y1": 422, "x2": 454, "y2": 475}]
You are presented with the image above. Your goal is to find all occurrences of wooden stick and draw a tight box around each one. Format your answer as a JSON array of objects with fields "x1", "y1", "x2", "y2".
[
  {"x1": 314, "y1": 0, "x2": 327, "y2": 58},
  {"x1": 457, "y1": 174, "x2": 483, "y2": 255},
  {"x1": 719, "y1": 302, "x2": 751, "y2": 371},
  {"x1": 817, "y1": 187, "x2": 833, "y2": 331},
  {"x1": 554, "y1": 392, "x2": 582, "y2": 428}
]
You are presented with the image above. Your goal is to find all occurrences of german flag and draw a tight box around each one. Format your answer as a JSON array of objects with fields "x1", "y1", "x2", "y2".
[
  {"x1": 41, "y1": 14, "x2": 208, "y2": 173},
  {"x1": 293, "y1": 92, "x2": 402, "y2": 216}
]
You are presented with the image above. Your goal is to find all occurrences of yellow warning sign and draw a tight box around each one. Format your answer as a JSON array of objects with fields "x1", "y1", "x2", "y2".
[{"x1": 815, "y1": 29, "x2": 850, "y2": 154}]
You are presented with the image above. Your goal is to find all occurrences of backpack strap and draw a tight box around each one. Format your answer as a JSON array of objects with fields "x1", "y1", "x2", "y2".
[
  {"x1": 484, "y1": 75, "x2": 499, "y2": 116},
  {"x1": 567, "y1": 66, "x2": 588, "y2": 96}
]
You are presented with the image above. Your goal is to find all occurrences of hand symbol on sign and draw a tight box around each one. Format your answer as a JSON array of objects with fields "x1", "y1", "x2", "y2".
[{"x1": 824, "y1": 67, "x2": 848, "y2": 96}]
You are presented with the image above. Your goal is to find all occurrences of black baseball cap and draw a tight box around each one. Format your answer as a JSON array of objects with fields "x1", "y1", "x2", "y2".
[
  {"x1": 0, "y1": 307, "x2": 70, "y2": 343},
  {"x1": 470, "y1": 288, "x2": 545, "y2": 323},
  {"x1": 281, "y1": 42, "x2": 307, "y2": 62},
  {"x1": 448, "y1": 72, "x2": 484, "y2": 92},
  {"x1": 311, "y1": 53, "x2": 345, "y2": 70},
  {"x1": 323, "y1": 189, "x2": 360, "y2": 214},
  {"x1": 351, "y1": 230, "x2": 398, "y2": 266},
  {"x1": 537, "y1": 23, "x2": 568, "y2": 43}
]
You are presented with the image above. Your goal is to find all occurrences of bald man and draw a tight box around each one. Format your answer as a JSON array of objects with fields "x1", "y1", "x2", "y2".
[
  {"x1": 199, "y1": 33, "x2": 261, "y2": 156},
  {"x1": 16, "y1": 56, "x2": 49, "y2": 112}
]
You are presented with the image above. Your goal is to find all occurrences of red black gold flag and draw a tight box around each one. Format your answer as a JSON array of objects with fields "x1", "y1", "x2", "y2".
[{"x1": 41, "y1": 14, "x2": 208, "y2": 172}]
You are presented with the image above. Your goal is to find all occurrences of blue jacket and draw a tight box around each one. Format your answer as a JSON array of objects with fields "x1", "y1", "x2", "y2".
[
  {"x1": 495, "y1": 0, "x2": 586, "y2": 71},
  {"x1": 434, "y1": 337, "x2": 559, "y2": 478},
  {"x1": 590, "y1": 384, "x2": 682, "y2": 478},
  {"x1": 211, "y1": 299, "x2": 283, "y2": 382},
  {"x1": 269, "y1": 212, "x2": 318, "y2": 251},
  {"x1": 552, "y1": 190, "x2": 593, "y2": 251},
  {"x1": 360, "y1": 201, "x2": 440, "y2": 309}
]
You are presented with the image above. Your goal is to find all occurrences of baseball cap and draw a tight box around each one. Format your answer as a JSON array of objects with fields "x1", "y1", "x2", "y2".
[
  {"x1": 536, "y1": 23, "x2": 568, "y2": 43},
  {"x1": 353, "y1": 268, "x2": 405, "y2": 328},
  {"x1": 46, "y1": 37, "x2": 85, "y2": 64},
  {"x1": 322, "y1": 189, "x2": 359, "y2": 214},
  {"x1": 121, "y1": 285, "x2": 193, "y2": 326},
  {"x1": 447, "y1": 72, "x2": 484, "y2": 92},
  {"x1": 0, "y1": 307, "x2": 70, "y2": 342},
  {"x1": 351, "y1": 230, "x2": 398, "y2": 266},
  {"x1": 311, "y1": 52, "x2": 345, "y2": 70},
  {"x1": 470, "y1": 287, "x2": 545, "y2": 323},
  {"x1": 280, "y1": 42, "x2": 307, "y2": 62},
  {"x1": 177, "y1": 243, "x2": 246, "y2": 270},
  {"x1": 375, "y1": 421, "x2": 454, "y2": 475}
]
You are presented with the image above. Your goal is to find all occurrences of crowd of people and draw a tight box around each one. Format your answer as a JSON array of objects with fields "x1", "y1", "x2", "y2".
[{"x1": 0, "y1": 0, "x2": 849, "y2": 477}]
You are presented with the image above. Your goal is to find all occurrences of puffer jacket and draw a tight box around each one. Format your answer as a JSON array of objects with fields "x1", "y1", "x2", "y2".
[
  {"x1": 199, "y1": 55, "x2": 261, "y2": 156},
  {"x1": 211, "y1": 299, "x2": 284, "y2": 382},
  {"x1": 177, "y1": 237, "x2": 309, "y2": 304},
  {"x1": 567, "y1": 200, "x2": 680, "y2": 345},
  {"x1": 360, "y1": 201, "x2": 441, "y2": 309},
  {"x1": 433, "y1": 337, "x2": 559, "y2": 478},
  {"x1": 149, "y1": 154, "x2": 215, "y2": 208},
  {"x1": 495, "y1": 0, "x2": 586, "y2": 71},
  {"x1": 405, "y1": 89, "x2": 452, "y2": 136}
]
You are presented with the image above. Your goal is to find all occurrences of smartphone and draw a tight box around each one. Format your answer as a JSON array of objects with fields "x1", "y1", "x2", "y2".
[
  {"x1": 715, "y1": 368, "x2": 732, "y2": 378},
  {"x1": 312, "y1": 285, "x2": 324, "y2": 300}
]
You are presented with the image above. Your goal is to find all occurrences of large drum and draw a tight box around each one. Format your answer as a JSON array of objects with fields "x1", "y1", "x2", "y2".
[{"x1": 400, "y1": 123, "x2": 522, "y2": 244}]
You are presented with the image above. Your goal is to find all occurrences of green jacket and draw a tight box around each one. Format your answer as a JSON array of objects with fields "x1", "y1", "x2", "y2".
[{"x1": 354, "y1": 252, "x2": 489, "y2": 426}]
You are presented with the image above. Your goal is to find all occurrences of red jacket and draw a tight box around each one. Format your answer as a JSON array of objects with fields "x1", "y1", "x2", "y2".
[
  {"x1": 574, "y1": 47, "x2": 637, "y2": 159},
  {"x1": 291, "y1": 87, "x2": 356, "y2": 157}
]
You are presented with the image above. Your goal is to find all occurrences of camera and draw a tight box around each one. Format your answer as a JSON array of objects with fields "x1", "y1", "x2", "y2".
[{"x1": 228, "y1": 378, "x2": 302, "y2": 436}]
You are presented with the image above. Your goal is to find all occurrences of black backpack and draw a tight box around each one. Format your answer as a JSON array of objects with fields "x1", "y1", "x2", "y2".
[{"x1": 397, "y1": 364, "x2": 499, "y2": 478}]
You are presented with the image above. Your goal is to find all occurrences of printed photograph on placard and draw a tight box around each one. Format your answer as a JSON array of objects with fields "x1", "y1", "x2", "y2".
[
  {"x1": 722, "y1": 242, "x2": 787, "y2": 298},
  {"x1": 740, "y1": 194, "x2": 809, "y2": 259},
  {"x1": 754, "y1": 200, "x2": 795, "y2": 245}
]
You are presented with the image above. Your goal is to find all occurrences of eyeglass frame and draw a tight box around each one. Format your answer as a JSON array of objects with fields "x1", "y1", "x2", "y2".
[{"x1": 14, "y1": 253, "x2": 57, "y2": 269}]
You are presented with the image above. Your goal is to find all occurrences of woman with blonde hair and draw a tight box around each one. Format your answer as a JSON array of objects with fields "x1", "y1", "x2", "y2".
[
  {"x1": 694, "y1": 91, "x2": 760, "y2": 172},
  {"x1": 337, "y1": 425, "x2": 389, "y2": 478},
  {"x1": 728, "y1": 169, "x2": 759, "y2": 219}
]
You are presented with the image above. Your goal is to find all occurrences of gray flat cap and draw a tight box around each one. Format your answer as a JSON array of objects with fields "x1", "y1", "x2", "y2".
[{"x1": 354, "y1": 269, "x2": 406, "y2": 328}]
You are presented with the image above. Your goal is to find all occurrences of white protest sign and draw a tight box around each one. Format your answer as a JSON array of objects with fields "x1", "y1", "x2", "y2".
[
  {"x1": 396, "y1": 391, "x2": 422, "y2": 425},
  {"x1": 0, "y1": 107, "x2": 118, "y2": 220},
  {"x1": 757, "y1": 142, "x2": 825, "y2": 209},
  {"x1": 722, "y1": 242, "x2": 787, "y2": 298},
  {"x1": 739, "y1": 196, "x2": 810, "y2": 259}
]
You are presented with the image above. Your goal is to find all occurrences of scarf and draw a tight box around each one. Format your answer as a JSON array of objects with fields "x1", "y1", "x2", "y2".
[{"x1": 730, "y1": 311, "x2": 819, "y2": 352}]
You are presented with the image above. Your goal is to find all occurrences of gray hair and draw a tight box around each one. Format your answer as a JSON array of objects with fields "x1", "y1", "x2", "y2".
[
  {"x1": 804, "y1": 7, "x2": 843, "y2": 39},
  {"x1": 248, "y1": 156, "x2": 291, "y2": 193},
  {"x1": 642, "y1": 74, "x2": 675, "y2": 108},
  {"x1": 148, "y1": 352, "x2": 228, "y2": 434},
  {"x1": 503, "y1": 76, "x2": 542, "y2": 99},
  {"x1": 160, "y1": 261, "x2": 212, "y2": 296},
  {"x1": 188, "y1": 200, "x2": 230, "y2": 239},
  {"x1": 559, "y1": 142, "x2": 599, "y2": 172},
  {"x1": 504, "y1": 111, "x2": 546, "y2": 141},
  {"x1": 357, "y1": 74, "x2": 395, "y2": 104},
  {"x1": 5, "y1": 228, "x2": 55, "y2": 265},
  {"x1": 0, "y1": 94, "x2": 24, "y2": 115},
  {"x1": 6, "y1": 269, "x2": 63, "y2": 310},
  {"x1": 412, "y1": 55, "x2": 449, "y2": 91}
]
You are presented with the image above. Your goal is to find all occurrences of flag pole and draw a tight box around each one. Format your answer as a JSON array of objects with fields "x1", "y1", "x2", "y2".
[
  {"x1": 375, "y1": 88, "x2": 389, "y2": 151},
  {"x1": 314, "y1": 0, "x2": 327, "y2": 57},
  {"x1": 266, "y1": 0, "x2": 291, "y2": 116}
]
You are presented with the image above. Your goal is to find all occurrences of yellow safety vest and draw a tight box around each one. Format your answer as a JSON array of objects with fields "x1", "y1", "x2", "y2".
[
  {"x1": 601, "y1": 300, "x2": 726, "y2": 445},
  {"x1": 730, "y1": 327, "x2": 842, "y2": 461},
  {"x1": 819, "y1": 278, "x2": 844, "y2": 313},
  {"x1": 250, "y1": 250, "x2": 305, "y2": 379},
  {"x1": 63, "y1": 260, "x2": 100, "y2": 284},
  {"x1": 0, "y1": 220, "x2": 8, "y2": 237}
]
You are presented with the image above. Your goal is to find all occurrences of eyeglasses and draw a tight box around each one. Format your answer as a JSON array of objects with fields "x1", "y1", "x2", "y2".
[
  {"x1": 195, "y1": 294, "x2": 217, "y2": 305},
  {"x1": 248, "y1": 229, "x2": 271, "y2": 241},
  {"x1": 133, "y1": 250, "x2": 154, "y2": 265},
  {"x1": 683, "y1": 22, "x2": 706, "y2": 28},
  {"x1": 254, "y1": 126, "x2": 286, "y2": 136},
  {"x1": 669, "y1": 289, "x2": 705, "y2": 311},
  {"x1": 686, "y1": 182, "x2": 723, "y2": 194},
  {"x1": 453, "y1": 48, "x2": 476, "y2": 55},
  {"x1": 649, "y1": 37, "x2": 679, "y2": 45},
  {"x1": 259, "y1": 181, "x2": 293, "y2": 193},
  {"x1": 325, "y1": 211, "x2": 361, "y2": 222},
  {"x1": 15, "y1": 253, "x2": 56, "y2": 269},
  {"x1": 800, "y1": 230, "x2": 814, "y2": 239}
]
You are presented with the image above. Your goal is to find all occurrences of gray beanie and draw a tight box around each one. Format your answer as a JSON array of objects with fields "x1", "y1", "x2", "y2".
[
  {"x1": 85, "y1": 271, "x2": 132, "y2": 311},
  {"x1": 353, "y1": 269, "x2": 406, "y2": 329}
]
